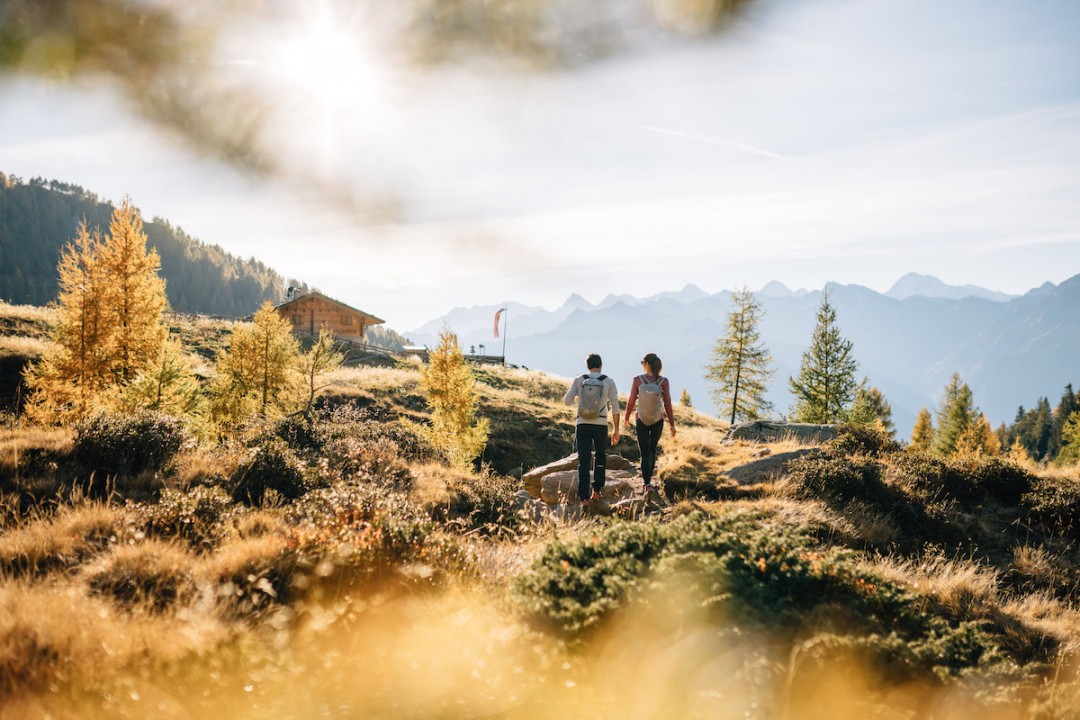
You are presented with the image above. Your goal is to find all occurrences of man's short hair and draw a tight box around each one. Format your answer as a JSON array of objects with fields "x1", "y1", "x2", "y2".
[{"x1": 586, "y1": 353, "x2": 602, "y2": 370}]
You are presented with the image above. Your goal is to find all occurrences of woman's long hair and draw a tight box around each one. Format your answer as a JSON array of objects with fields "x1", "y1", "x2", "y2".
[{"x1": 642, "y1": 353, "x2": 662, "y2": 377}]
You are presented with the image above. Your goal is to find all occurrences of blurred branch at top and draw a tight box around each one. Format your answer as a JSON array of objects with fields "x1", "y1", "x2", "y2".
[
  {"x1": 0, "y1": 0, "x2": 270, "y2": 171},
  {"x1": 0, "y1": 0, "x2": 756, "y2": 176}
]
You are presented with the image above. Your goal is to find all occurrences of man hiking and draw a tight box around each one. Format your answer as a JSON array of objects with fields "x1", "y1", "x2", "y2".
[{"x1": 563, "y1": 353, "x2": 620, "y2": 506}]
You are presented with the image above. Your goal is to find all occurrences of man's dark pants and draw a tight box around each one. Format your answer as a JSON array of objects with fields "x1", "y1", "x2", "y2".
[{"x1": 576, "y1": 423, "x2": 608, "y2": 501}]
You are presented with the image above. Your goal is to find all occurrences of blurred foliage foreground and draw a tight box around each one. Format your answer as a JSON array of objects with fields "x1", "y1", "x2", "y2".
[{"x1": 1, "y1": 383, "x2": 1079, "y2": 718}]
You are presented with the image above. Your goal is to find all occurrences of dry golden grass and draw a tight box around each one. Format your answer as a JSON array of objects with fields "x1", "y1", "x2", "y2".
[
  {"x1": 658, "y1": 426, "x2": 816, "y2": 490},
  {"x1": 0, "y1": 426, "x2": 72, "y2": 478},
  {"x1": 0, "y1": 503, "x2": 130, "y2": 579},
  {"x1": 0, "y1": 335, "x2": 51, "y2": 359},
  {"x1": 170, "y1": 445, "x2": 239, "y2": 487},
  {"x1": 862, "y1": 551, "x2": 1001, "y2": 617},
  {"x1": 325, "y1": 364, "x2": 421, "y2": 393},
  {"x1": 233, "y1": 510, "x2": 289, "y2": 540},
  {"x1": 410, "y1": 462, "x2": 474, "y2": 507},
  {"x1": 0, "y1": 577, "x2": 227, "y2": 704},
  {"x1": 82, "y1": 539, "x2": 198, "y2": 611},
  {"x1": 0, "y1": 301, "x2": 55, "y2": 329}
]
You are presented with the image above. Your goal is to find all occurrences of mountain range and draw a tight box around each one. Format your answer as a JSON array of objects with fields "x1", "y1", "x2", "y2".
[{"x1": 409, "y1": 273, "x2": 1080, "y2": 436}]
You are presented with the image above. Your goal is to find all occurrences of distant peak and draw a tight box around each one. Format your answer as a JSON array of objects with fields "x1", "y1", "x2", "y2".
[
  {"x1": 758, "y1": 281, "x2": 792, "y2": 297},
  {"x1": 887, "y1": 273, "x2": 1014, "y2": 302},
  {"x1": 560, "y1": 292, "x2": 593, "y2": 311}
]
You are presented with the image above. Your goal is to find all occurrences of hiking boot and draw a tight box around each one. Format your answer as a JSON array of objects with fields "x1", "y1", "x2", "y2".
[{"x1": 590, "y1": 490, "x2": 602, "y2": 501}]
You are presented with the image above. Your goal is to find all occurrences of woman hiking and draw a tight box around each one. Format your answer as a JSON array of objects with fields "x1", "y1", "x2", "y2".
[{"x1": 623, "y1": 353, "x2": 676, "y2": 499}]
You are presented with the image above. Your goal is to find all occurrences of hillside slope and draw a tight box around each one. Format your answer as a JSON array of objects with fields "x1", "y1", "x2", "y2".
[{"x1": 0, "y1": 174, "x2": 300, "y2": 316}]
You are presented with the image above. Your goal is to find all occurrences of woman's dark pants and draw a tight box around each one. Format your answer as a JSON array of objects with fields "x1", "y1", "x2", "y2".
[{"x1": 636, "y1": 418, "x2": 664, "y2": 485}]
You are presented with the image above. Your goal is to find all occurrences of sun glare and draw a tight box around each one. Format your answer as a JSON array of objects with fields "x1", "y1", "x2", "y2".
[
  {"x1": 278, "y1": 20, "x2": 368, "y2": 104},
  {"x1": 250, "y1": 3, "x2": 388, "y2": 175}
]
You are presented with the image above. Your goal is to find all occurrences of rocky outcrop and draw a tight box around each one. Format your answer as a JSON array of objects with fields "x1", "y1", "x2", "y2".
[{"x1": 520, "y1": 453, "x2": 664, "y2": 520}]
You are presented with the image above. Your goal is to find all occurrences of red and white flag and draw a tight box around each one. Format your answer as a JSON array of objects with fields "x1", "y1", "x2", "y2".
[{"x1": 494, "y1": 308, "x2": 507, "y2": 338}]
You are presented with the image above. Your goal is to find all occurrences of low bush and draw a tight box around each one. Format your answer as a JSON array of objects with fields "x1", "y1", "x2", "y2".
[
  {"x1": 433, "y1": 470, "x2": 524, "y2": 537},
  {"x1": 272, "y1": 414, "x2": 326, "y2": 451},
  {"x1": 959, "y1": 456, "x2": 1035, "y2": 505},
  {"x1": 229, "y1": 440, "x2": 308, "y2": 506},
  {"x1": 136, "y1": 485, "x2": 237, "y2": 549},
  {"x1": 786, "y1": 454, "x2": 891, "y2": 507},
  {"x1": 1022, "y1": 477, "x2": 1080, "y2": 542},
  {"x1": 516, "y1": 512, "x2": 1043, "y2": 681},
  {"x1": 831, "y1": 423, "x2": 903, "y2": 457},
  {"x1": 73, "y1": 411, "x2": 188, "y2": 476},
  {"x1": 787, "y1": 453, "x2": 978, "y2": 548},
  {"x1": 286, "y1": 483, "x2": 455, "y2": 590},
  {"x1": 321, "y1": 436, "x2": 413, "y2": 491}
]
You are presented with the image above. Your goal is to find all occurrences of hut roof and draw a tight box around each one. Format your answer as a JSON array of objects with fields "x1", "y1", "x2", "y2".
[{"x1": 275, "y1": 291, "x2": 385, "y2": 325}]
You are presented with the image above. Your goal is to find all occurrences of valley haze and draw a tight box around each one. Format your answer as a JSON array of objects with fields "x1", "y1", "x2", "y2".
[{"x1": 409, "y1": 272, "x2": 1080, "y2": 436}]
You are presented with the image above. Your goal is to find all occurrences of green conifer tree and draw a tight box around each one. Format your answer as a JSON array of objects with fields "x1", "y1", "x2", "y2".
[
  {"x1": 679, "y1": 388, "x2": 692, "y2": 408},
  {"x1": 1048, "y1": 384, "x2": 1076, "y2": 460},
  {"x1": 933, "y1": 373, "x2": 979, "y2": 456},
  {"x1": 788, "y1": 292, "x2": 858, "y2": 424},
  {"x1": 121, "y1": 336, "x2": 202, "y2": 417},
  {"x1": 1054, "y1": 411, "x2": 1080, "y2": 467},
  {"x1": 848, "y1": 379, "x2": 895, "y2": 436},
  {"x1": 705, "y1": 287, "x2": 774, "y2": 424}
]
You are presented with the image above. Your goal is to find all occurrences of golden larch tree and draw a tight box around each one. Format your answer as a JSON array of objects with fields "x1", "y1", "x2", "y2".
[
  {"x1": 212, "y1": 301, "x2": 300, "y2": 424},
  {"x1": 420, "y1": 329, "x2": 489, "y2": 469},
  {"x1": 24, "y1": 221, "x2": 113, "y2": 423},
  {"x1": 24, "y1": 202, "x2": 169, "y2": 424},
  {"x1": 98, "y1": 197, "x2": 168, "y2": 384},
  {"x1": 297, "y1": 324, "x2": 344, "y2": 421},
  {"x1": 910, "y1": 408, "x2": 934, "y2": 452}
]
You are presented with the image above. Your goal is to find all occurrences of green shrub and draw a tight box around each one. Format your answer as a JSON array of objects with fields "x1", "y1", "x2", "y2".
[
  {"x1": 884, "y1": 452, "x2": 964, "y2": 499},
  {"x1": 831, "y1": 423, "x2": 903, "y2": 457},
  {"x1": 433, "y1": 471, "x2": 526, "y2": 536},
  {"x1": 321, "y1": 436, "x2": 413, "y2": 491},
  {"x1": 886, "y1": 453, "x2": 1034, "y2": 506},
  {"x1": 73, "y1": 411, "x2": 188, "y2": 476},
  {"x1": 956, "y1": 456, "x2": 1034, "y2": 505},
  {"x1": 1022, "y1": 478, "x2": 1080, "y2": 541},
  {"x1": 286, "y1": 483, "x2": 452, "y2": 588},
  {"x1": 230, "y1": 440, "x2": 308, "y2": 506},
  {"x1": 786, "y1": 454, "x2": 890, "y2": 506},
  {"x1": 272, "y1": 414, "x2": 325, "y2": 451},
  {"x1": 137, "y1": 485, "x2": 237, "y2": 548},
  {"x1": 516, "y1": 512, "x2": 1026, "y2": 680}
]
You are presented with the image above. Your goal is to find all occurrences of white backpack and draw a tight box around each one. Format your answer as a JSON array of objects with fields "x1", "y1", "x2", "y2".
[
  {"x1": 636, "y1": 374, "x2": 665, "y2": 425},
  {"x1": 578, "y1": 374, "x2": 608, "y2": 420}
]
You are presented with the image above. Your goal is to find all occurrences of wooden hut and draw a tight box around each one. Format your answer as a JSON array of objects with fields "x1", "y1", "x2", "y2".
[{"x1": 274, "y1": 291, "x2": 384, "y2": 344}]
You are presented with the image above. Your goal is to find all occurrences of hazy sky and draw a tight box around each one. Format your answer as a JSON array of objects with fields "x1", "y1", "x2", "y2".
[{"x1": 2, "y1": 0, "x2": 1079, "y2": 330}]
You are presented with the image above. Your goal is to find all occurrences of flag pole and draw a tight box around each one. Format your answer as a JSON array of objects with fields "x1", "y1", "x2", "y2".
[{"x1": 501, "y1": 307, "x2": 508, "y2": 366}]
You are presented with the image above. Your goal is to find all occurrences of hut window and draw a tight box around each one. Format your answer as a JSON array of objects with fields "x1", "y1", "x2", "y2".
[
  {"x1": 342, "y1": 315, "x2": 352, "y2": 325},
  {"x1": 292, "y1": 315, "x2": 301, "y2": 325}
]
